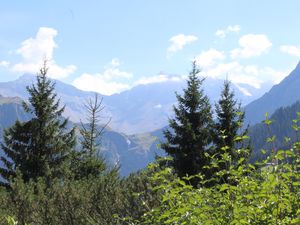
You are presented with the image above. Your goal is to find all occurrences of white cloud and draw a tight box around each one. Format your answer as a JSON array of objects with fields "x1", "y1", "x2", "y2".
[
  {"x1": 74, "y1": 62, "x2": 185, "y2": 95},
  {"x1": 136, "y1": 74, "x2": 183, "y2": 85},
  {"x1": 202, "y1": 61, "x2": 286, "y2": 90},
  {"x1": 12, "y1": 62, "x2": 77, "y2": 79},
  {"x1": 260, "y1": 67, "x2": 287, "y2": 84},
  {"x1": 215, "y1": 25, "x2": 240, "y2": 38},
  {"x1": 72, "y1": 73, "x2": 130, "y2": 95},
  {"x1": 16, "y1": 27, "x2": 57, "y2": 61},
  {"x1": 72, "y1": 58, "x2": 132, "y2": 95},
  {"x1": 11, "y1": 27, "x2": 76, "y2": 79},
  {"x1": 230, "y1": 34, "x2": 272, "y2": 59},
  {"x1": 73, "y1": 57, "x2": 288, "y2": 97},
  {"x1": 167, "y1": 34, "x2": 198, "y2": 57},
  {"x1": 0, "y1": 60, "x2": 10, "y2": 67},
  {"x1": 195, "y1": 48, "x2": 225, "y2": 68},
  {"x1": 280, "y1": 45, "x2": 300, "y2": 57},
  {"x1": 230, "y1": 74, "x2": 262, "y2": 89},
  {"x1": 205, "y1": 62, "x2": 242, "y2": 79}
]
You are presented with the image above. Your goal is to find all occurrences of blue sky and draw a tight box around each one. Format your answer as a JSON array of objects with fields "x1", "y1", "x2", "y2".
[{"x1": 1, "y1": 0, "x2": 300, "y2": 95}]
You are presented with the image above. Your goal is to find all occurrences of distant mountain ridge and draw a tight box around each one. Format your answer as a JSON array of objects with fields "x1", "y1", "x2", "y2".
[{"x1": 0, "y1": 74, "x2": 266, "y2": 134}]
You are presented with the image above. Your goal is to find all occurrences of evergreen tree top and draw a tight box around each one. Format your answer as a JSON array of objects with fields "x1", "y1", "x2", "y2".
[{"x1": 23, "y1": 64, "x2": 64, "y2": 121}]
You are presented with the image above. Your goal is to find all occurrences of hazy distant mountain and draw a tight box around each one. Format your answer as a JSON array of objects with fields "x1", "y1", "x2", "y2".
[
  {"x1": 245, "y1": 62, "x2": 300, "y2": 125},
  {"x1": 0, "y1": 74, "x2": 267, "y2": 134},
  {"x1": 0, "y1": 95, "x2": 31, "y2": 131},
  {"x1": 107, "y1": 77, "x2": 268, "y2": 134},
  {"x1": 0, "y1": 96, "x2": 31, "y2": 171},
  {"x1": 0, "y1": 74, "x2": 101, "y2": 123}
]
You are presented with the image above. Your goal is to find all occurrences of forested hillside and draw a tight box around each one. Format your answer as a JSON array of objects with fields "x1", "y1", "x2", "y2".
[{"x1": 249, "y1": 101, "x2": 300, "y2": 161}]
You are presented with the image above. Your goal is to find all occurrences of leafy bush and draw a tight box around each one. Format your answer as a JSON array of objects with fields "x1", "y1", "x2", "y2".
[{"x1": 132, "y1": 146, "x2": 300, "y2": 224}]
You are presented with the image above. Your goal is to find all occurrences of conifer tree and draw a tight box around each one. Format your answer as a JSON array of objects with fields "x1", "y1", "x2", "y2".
[
  {"x1": 74, "y1": 93, "x2": 111, "y2": 178},
  {"x1": 213, "y1": 80, "x2": 249, "y2": 166},
  {"x1": 0, "y1": 62, "x2": 76, "y2": 185},
  {"x1": 162, "y1": 61, "x2": 213, "y2": 179}
]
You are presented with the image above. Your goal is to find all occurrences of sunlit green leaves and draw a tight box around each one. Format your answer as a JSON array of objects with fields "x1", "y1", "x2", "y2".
[
  {"x1": 266, "y1": 135, "x2": 276, "y2": 143},
  {"x1": 139, "y1": 143, "x2": 300, "y2": 224}
]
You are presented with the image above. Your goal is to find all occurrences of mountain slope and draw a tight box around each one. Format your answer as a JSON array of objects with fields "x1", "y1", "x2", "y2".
[
  {"x1": 245, "y1": 62, "x2": 300, "y2": 125},
  {"x1": 249, "y1": 100, "x2": 300, "y2": 162},
  {"x1": 0, "y1": 95, "x2": 31, "y2": 131}
]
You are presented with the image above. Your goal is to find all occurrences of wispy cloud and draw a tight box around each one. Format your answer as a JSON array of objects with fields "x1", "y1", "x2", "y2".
[
  {"x1": 203, "y1": 61, "x2": 286, "y2": 90},
  {"x1": 280, "y1": 45, "x2": 300, "y2": 57},
  {"x1": 230, "y1": 34, "x2": 272, "y2": 59},
  {"x1": 167, "y1": 34, "x2": 198, "y2": 57},
  {"x1": 215, "y1": 25, "x2": 240, "y2": 38},
  {"x1": 195, "y1": 48, "x2": 225, "y2": 68},
  {"x1": 72, "y1": 58, "x2": 132, "y2": 95},
  {"x1": 0, "y1": 60, "x2": 10, "y2": 67},
  {"x1": 136, "y1": 74, "x2": 183, "y2": 85}
]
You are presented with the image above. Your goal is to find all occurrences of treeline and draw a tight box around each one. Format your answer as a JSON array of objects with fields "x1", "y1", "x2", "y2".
[{"x1": 0, "y1": 62, "x2": 300, "y2": 224}]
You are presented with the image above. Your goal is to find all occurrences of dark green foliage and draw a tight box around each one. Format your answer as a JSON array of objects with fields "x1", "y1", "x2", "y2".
[
  {"x1": 162, "y1": 61, "x2": 213, "y2": 179},
  {"x1": 0, "y1": 63, "x2": 76, "y2": 185},
  {"x1": 0, "y1": 160, "x2": 164, "y2": 225},
  {"x1": 0, "y1": 170, "x2": 125, "y2": 225},
  {"x1": 117, "y1": 158, "x2": 170, "y2": 223},
  {"x1": 249, "y1": 101, "x2": 300, "y2": 162},
  {"x1": 213, "y1": 80, "x2": 250, "y2": 166}
]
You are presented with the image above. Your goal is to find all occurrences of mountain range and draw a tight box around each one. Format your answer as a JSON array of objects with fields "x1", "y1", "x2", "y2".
[
  {"x1": 1, "y1": 62, "x2": 300, "y2": 175},
  {"x1": 0, "y1": 74, "x2": 268, "y2": 134}
]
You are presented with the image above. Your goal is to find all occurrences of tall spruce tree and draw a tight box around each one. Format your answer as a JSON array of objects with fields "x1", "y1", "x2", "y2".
[
  {"x1": 0, "y1": 63, "x2": 76, "y2": 185},
  {"x1": 162, "y1": 61, "x2": 213, "y2": 179},
  {"x1": 213, "y1": 80, "x2": 249, "y2": 166}
]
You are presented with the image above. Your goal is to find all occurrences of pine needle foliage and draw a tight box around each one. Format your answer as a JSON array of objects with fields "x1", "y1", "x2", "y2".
[
  {"x1": 162, "y1": 61, "x2": 213, "y2": 180},
  {"x1": 0, "y1": 62, "x2": 76, "y2": 185},
  {"x1": 213, "y1": 79, "x2": 250, "y2": 165}
]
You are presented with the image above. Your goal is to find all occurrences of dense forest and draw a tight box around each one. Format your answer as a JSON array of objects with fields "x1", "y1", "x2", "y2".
[{"x1": 1, "y1": 62, "x2": 300, "y2": 224}]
